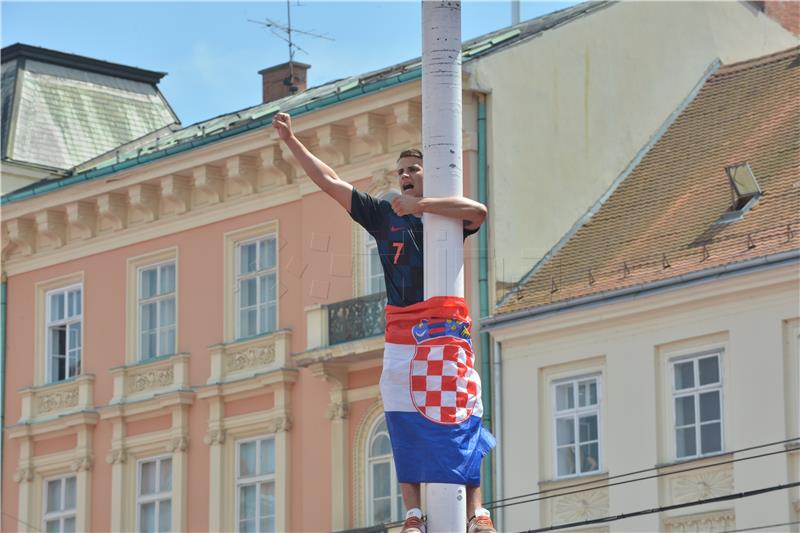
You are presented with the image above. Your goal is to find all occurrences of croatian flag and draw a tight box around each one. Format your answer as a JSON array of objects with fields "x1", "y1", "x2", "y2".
[{"x1": 381, "y1": 296, "x2": 496, "y2": 485}]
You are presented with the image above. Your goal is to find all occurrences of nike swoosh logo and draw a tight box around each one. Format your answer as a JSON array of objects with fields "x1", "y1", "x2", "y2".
[{"x1": 390, "y1": 226, "x2": 404, "y2": 232}]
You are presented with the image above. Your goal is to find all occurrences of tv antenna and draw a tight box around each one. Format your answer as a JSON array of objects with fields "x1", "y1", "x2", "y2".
[{"x1": 249, "y1": 0, "x2": 334, "y2": 93}]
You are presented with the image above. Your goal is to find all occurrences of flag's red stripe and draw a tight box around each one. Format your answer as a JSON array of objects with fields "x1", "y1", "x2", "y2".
[{"x1": 385, "y1": 296, "x2": 471, "y2": 344}]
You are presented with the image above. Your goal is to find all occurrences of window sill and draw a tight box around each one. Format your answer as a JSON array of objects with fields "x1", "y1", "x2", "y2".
[
  {"x1": 539, "y1": 470, "x2": 609, "y2": 491},
  {"x1": 109, "y1": 352, "x2": 190, "y2": 404},
  {"x1": 655, "y1": 450, "x2": 732, "y2": 471},
  {"x1": 18, "y1": 373, "x2": 96, "y2": 423}
]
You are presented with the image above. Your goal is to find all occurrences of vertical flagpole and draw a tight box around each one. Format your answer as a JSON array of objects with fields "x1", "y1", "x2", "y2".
[{"x1": 422, "y1": 1, "x2": 467, "y2": 531}]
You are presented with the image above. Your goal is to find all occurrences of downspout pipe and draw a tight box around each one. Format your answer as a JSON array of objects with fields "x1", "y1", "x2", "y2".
[
  {"x1": 1, "y1": 273, "x2": 7, "y2": 502},
  {"x1": 477, "y1": 95, "x2": 494, "y2": 502}
]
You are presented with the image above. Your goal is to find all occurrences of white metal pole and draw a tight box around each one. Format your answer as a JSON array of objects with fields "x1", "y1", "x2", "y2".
[{"x1": 422, "y1": 2, "x2": 467, "y2": 531}]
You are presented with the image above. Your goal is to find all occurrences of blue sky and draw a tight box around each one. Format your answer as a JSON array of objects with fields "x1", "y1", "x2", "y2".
[{"x1": 2, "y1": 1, "x2": 578, "y2": 125}]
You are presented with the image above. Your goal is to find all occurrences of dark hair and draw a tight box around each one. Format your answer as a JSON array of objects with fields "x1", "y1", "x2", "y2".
[{"x1": 397, "y1": 148, "x2": 423, "y2": 161}]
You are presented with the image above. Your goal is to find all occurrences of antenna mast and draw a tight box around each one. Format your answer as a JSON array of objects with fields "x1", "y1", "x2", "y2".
[{"x1": 249, "y1": 0, "x2": 334, "y2": 93}]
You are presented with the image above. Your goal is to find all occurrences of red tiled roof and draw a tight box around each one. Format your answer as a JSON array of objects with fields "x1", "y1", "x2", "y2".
[{"x1": 495, "y1": 46, "x2": 800, "y2": 316}]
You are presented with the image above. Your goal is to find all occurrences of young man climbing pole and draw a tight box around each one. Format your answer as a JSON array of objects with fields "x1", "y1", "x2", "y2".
[{"x1": 273, "y1": 112, "x2": 496, "y2": 533}]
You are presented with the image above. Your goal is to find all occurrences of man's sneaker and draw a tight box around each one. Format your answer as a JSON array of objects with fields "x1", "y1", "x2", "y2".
[
  {"x1": 467, "y1": 508, "x2": 496, "y2": 533},
  {"x1": 401, "y1": 508, "x2": 426, "y2": 533}
]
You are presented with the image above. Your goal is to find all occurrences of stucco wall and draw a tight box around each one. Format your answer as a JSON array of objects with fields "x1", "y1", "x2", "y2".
[{"x1": 468, "y1": 1, "x2": 799, "y2": 290}]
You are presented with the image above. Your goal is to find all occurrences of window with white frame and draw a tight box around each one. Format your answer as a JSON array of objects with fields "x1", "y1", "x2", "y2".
[
  {"x1": 137, "y1": 456, "x2": 172, "y2": 533},
  {"x1": 236, "y1": 436, "x2": 276, "y2": 533},
  {"x1": 46, "y1": 285, "x2": 82, "y2": 383},
  {"x1": 139, "y1": 262, "x2": 176, "y2": 360},
  {"x1": 364, "y1": 233, "x2": 384, "y2": 296},
  {"x1": 236, "y1": 236, "x2": 277, "y2": 339},
  {"x1": 553, "y1": 376, "x2": 601, "y2": 478},
  {"x1": 367, "y1": 418, "x2": 404, "y2": 525},
  {"x1": 672, "y1": 352, "x2": 723, "y2": 459},
  {"x1": 43, "y1": 475, "x2": 76, "y2": 533}
]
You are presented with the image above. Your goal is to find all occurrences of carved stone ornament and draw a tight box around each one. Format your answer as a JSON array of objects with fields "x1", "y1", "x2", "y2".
[
  {"x1": 265, "y1": 416, "x2": 292, "y2": 434},
  {"x1": 166, "y1": 435, "x2": 190, "y2": 453},
  {"x1": 671, "y1": 466, "x2": 733, "y2": 504},
  {"x1": 662, "y1": 509, "x2": 735, "y2": 532},
  {"x1": 13, "y1": 465, "x2": 35, "y2": 483},
  {"x1": 552, "y1": 488, "x2": 609, "y2": 522},
  {"x1": 105, "y1": 448, "x2": 128, "y2": 465},
  {"x1": 326, "y1": 402, "x2": 349, "y2": 421},
  {"x1": 70, "y1": 455, "x2": 94, "y2": 472},
  {"x1": 225, "y1": 345, "x2": 275, "y2": 372},
  {"x1": 38, "y1": 388, "x2": 80, "y2": 414},
  {"x1": 127, "y1": 367, "x2": 174, "y2": 394},
  {"x1": 203, "y1": 429, "x2": 226, "y2": 446}
]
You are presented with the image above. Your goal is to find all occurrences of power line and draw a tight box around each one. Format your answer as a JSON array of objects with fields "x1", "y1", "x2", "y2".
[
  {"x1": 2, "y1": 510, "x2": 42, "y2": 532},
  {"x1": 519, "y1": 481, "x2": 800, "y2": 533},
  {"x1": 724, "y1": 520, "x2": 800, "y2": 533},
  {"x1": 484, "y1": 436, "x2": 798, "y2": 508}
]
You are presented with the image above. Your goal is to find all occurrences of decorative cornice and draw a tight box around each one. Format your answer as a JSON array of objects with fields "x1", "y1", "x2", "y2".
[
  {"x1": 95, "y1": 192, "x2": 128, "y2": 232},
  {"x1": 192, "y1": 164, "x2": 224, "y2": 206},
  {"x1": 326, "y1": 401, "x2": 349, "y2": 421},
  {"x1": 258, "y1": 146, "x2": 292, "y2": 187},
  {"x1": 5, "y1": 217, "x2": 36, "y2": 256},
  {"x1": 13, "y1": 465, "x2": 35, "y2": 483},
  {"x1": 316, "y1": 124, "x2": 350, "y2": 166},
  {"x1": 160, "y1": 175, "x2": 192, "y2": 216},
  {"x1": 166, "y1": 435, "x2": 190, "y2": 453},
  {"x1": 70, "y1": 454, "x2": 94, "y2": 472},
  {"x1": 353, "y1": 113, "x2": 387, "y2": 156},
  {"x1": 203, "y1": 428, "x2": 226, "y2": 446},
  {"x1": 265, "y1": 415, "x2": 292, "y2": 433},
  {"x1": 66, "y1": 201, "x2": 97, "y2": 241},
  {"x1": 224, "y1": 155, "x2": 258, "y2": 197},
  {"x1": 127, "y1": 183, "x2": 160, "y2": 224},
  {"x1": 35, "y1": 209, "x2": 67, "y2": 249},
  {"x1": 105, "y1": 447, "x2": 128, "y2": 465}
]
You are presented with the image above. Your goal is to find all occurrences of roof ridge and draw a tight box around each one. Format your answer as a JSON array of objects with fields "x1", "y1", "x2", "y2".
[{"x1": 714, "y1": 45, "x2": 800, "y2": 76}]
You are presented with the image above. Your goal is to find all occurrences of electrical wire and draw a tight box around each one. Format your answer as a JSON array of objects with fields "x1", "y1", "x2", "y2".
[
  {"x1": 484, "y1": 436, "x2": 798, "y2": 509},
  {"x1": 2, "y1": 510, "x2": 42, "y2": 532},
  {"x1": 519, "y1": 481, "x2": 800, "y2": 533},
  {"x1": 723, "y1": 520, "x2": 800, "y2": 533}
]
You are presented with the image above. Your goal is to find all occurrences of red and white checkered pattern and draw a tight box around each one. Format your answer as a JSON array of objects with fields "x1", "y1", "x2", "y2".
[{"x1": 409, "y1": 338, "x2": 479, "y2": 424}]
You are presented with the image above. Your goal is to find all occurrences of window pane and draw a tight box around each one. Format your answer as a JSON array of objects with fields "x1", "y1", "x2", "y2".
[
  {"x1": 557, "y1": 446, "x2": 576, "y2": 476},
  {"x1": 373, "y1": 496, "x2": 391, "y2": 524},
  {"x1": 263, "y1": 303, "x2": 276, "y2": 335},
  {"x1": 140, "y1": 461, "x2": 157, "y2": 495},
  {"x1": 140, "y1": 502, "x2": 156, "y2": 533},
  {"x1": 260, "y1": 238, "x2": 276, "y2": 270},
  {"x1": 63, "y1": 517, "x2": 76, "y2": 533},
  {"x1": 68, "y1": 350, "x2": 81, "y2": 378},
  {"x1": 371, "y1": 434, "x2": 392, "y2": 457},
  {"x1": 555, "y1": 383, "x2": 574, "y2": 411},
  {"x1": 260, "y1": 516, "x2": 276, "y2": 533},
  {"x1": 259, "y1": 439, "x2": 275, "y2": 475},
  {"x1": 240, "y1": 278, "x2": 258, "y2": 308},
  {"x1": 556, "y1": 417, "x2": 575, "y2": 446},
  {"x1": 64, "y1": 476, "x2": 76, "y2": 510},
  {"x1": 159, "y1": 299, "x2": 176, "y2": 328},
  {"x1": 159, "y1": 328, "x2": 176, "y2": 358},
  {"x1": 373, "y1": 462, "x2": 391, "y2": 498},
  {"x1": 699, "y1": 391, "x2": 721, "y2": 422},
  {"x1": 240, "y1": 308, "x2": 257, "y2": 339},
  {"x1": 579, "y1": 442, "x2": 600, "y2": 473},
  {"x1": 676, "y1": 427, "x2": 696, "y2": 458},
  {"x1": 142, "y1": 331, "x2": 157, "y2": 360},
  {"x1": 45, "y1": 520, "x2": 60, "y2": 533},
  {"x1": 141, "y1": 268, "x2": 158, "y2": 299},
  {"x1": 578, "y1": 380, "x2": 597, "y2": 407},
  {"x1": 50, "y1": 292, "x2": 65, "y2": 322},
  {"x1": 675, "y1": 396, "x2": 695, "y2": 426},
  {"x1": 578, "y1": 415, "x2": 598, "y2": 443},
  {"x1": 674, "y1": 361, "x2": 694, "y2": 390},
  {"x1": 50, "y1": 325, "x2": 66, "y2": 356},
  {"x1": 142, "y1": 302, "x2": 157, "y2": 331},
  {"x1": 46, "y1": 479, "x2": 61, "y2": 512},
  {"x1": 68, "y1": 323, "x2": 81, "y2": 351},
  {"x1": 239, "y1": 441, "x2": 257, "y2": 477},
  {"x1": 701, "y1": 422, "x2": 722, "y2": 454},
  {"x1": 239, "y1": 243, "x2": 258, "y2": 274},
  {"x1": 259, "y1": 482, "x2": 275, "y2": 521},
  {"x1": 239, "y1": 484, "x2": 256, "y2": 522},
  {"x1": 160, "y1": 263, "x2": 176, "y2": 294},
  {"x1": 698, "y1": 356, "x2": 720, "y2": 386},
  {"x1": 67, "y1": 290, "x2": 80, "y2": 318},
  {"x1": 265, "y1": 273, "x2": 276, "y2": 302},
  {"x1": 158, "y1": 500, "x2": 171, "y2": 533},
  {"x1": 159, "y1": 458, "x2": 172, "y2": 492}
]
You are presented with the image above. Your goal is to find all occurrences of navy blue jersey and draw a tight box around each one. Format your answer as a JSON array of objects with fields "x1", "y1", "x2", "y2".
[{"x1": 349, "y1": 188, "x2": 479, "y2": 307}]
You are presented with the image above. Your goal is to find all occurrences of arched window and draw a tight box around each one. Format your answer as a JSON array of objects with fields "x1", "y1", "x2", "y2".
[{"x1": 366, "y1": 417, "x2": 405, "y2": 525}]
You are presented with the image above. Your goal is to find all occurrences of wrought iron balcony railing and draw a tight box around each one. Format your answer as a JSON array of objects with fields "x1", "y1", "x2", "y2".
[{"x1": 327, "y1": 292, "x2": 387, "y2": 345}]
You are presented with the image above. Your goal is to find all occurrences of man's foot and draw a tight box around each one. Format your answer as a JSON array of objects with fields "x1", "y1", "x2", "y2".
[
  {"x1": 467, "y1": 508, "x2": 496, "y2": 533},
  {"x1": 401, "y1": 508, "x2": 426, "y2": 533}
]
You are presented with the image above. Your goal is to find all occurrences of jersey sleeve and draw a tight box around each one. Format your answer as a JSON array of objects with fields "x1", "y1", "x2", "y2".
[
  {"x1": 349, "y1": 188, "x2": 384, "y2": 236},
  {"x1": 463, "y1": 222, "x2": 481, "y2": 239}
]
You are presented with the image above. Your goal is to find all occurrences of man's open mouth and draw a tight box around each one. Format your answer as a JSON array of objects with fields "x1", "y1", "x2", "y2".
[{"x1": 402, "y1": 183, "x2": 414, "y2": 191}]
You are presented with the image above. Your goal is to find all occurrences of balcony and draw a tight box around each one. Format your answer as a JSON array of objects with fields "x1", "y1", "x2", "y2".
[
  {"x1": 296, "y1": 292, "x2": 386, "y2": 366},
  {"x1": 17, "y1": 374, "x2": 95, "y2": 423}
]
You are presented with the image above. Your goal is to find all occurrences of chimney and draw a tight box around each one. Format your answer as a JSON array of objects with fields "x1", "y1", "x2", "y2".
[
  {"x1": 750, "y1": 1, "x2": 800, "y2": 35},
  {"x1": 258, "y1": 61, "x2": 311, "y2": 104}
]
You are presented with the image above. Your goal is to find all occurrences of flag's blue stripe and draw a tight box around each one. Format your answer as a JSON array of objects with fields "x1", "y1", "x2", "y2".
[{"x1": 384, "y1": 411, "x2": 496, "y2": 485}]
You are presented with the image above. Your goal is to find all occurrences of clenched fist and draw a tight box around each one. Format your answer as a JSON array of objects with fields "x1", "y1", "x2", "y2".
[{"x1": 272, "y1": 112, "x2": 293, "y2": 141}]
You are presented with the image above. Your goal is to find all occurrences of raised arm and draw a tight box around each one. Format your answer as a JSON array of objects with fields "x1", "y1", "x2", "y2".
[
  {"x1": 272, "y1": 112, "x2": 353, "y2": 212},
  {"x1": 390, "y1": 195, "x2": 487, "y2": 230}
]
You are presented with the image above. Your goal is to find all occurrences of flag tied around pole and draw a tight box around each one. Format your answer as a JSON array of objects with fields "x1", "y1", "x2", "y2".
[{"x1": 381, "y1": 296, "x2": 496, "y2": 485}]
